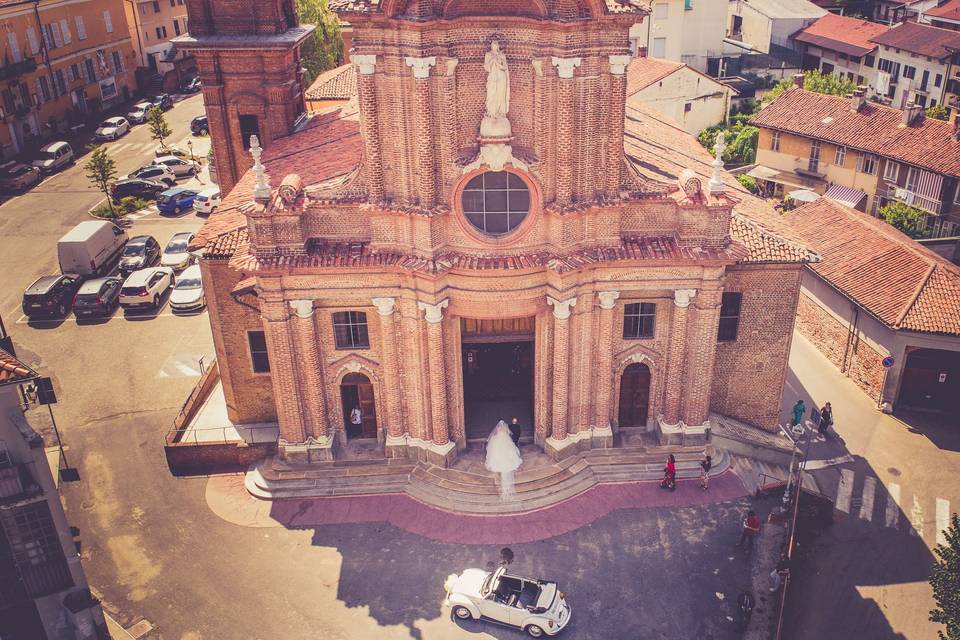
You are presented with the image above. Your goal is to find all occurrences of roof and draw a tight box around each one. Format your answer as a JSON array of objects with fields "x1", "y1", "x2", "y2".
[
  {"x1": 329, "y1": 0, "x2": 648, "y2": 15},
  {"x1": 737, "y1": 0, "x2": 827, "y2": 20},
  {"x1": 788, "y1": 198, "x2": 960, "y2": 335},
  {"x1": 791, "y1": 13, "x2": 889, "y2": 57},
  {"x1": 626, "y1": 57, "x2": 729, "y2": 96},
  {"x1": 305, "y1": 64, "x2": 356, "y2": 101},
  {"x1": 0, "y1": 349, "x2": 38, "y2": 387},
  {"x1": 926, "y1": 0, "x2": 960, "y2": 22},
  {"x1": 750, "y1": 88, "x2": 960, "y2": 177},
  {"x1": 869, "y1": 20, "x2": 960, "y2": 59}
]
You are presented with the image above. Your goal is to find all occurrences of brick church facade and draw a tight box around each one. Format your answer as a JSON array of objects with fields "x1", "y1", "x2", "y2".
[{"x1": 177, "y1": 0, "x2": 814, "y2": 468}]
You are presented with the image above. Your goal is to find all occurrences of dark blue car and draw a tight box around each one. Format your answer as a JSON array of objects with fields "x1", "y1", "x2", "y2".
[{"x1": 157, "y1": 187, "x2": 199, "y2": 215}]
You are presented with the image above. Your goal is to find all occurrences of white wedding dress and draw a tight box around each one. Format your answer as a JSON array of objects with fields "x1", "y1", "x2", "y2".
[{"x1": 485, "y1": 420, "x2": 523, "y2": 499}]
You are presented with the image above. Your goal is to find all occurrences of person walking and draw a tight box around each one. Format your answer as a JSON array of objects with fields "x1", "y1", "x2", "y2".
[
  {"x1": 699, "y1": 454, "x2": 712, "y2": 491},
  {"x1": 817, "y1": 402, "x2": 833, "y2": 437},
  {"x1": 508, "y1": 417, "x2": 522, "y2": 446},
  {"x1": 791, "y1": 399, "x2": 806, "y2": 428},
  {"x1": 661, "y1": 454, "x2": 677, "y2": 491},
  {"x1": 736, "y1": 510, "x2": 761, "y2": 552}
]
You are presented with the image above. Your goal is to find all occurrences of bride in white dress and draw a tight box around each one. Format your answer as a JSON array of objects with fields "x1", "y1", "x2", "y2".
[{"x1": 485, "y1": 420, "x2": 523, "y2": 499}]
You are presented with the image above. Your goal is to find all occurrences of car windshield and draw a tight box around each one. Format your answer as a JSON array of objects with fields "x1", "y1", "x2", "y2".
[
  {"x1": 166, "y1": 239, "x2": 189, "y2": 252},
  {"x1": 75, "y1": 293, "x2": 101, "y2": 302},
  {"x1": 99, "y1": 121, "x2": 113, "y2": 128},
  {"x1": 175, "y1": 276, "x2": 201, "y2": 290},
  {"x1": 38, "y1": 150, "x2": 57, "y2": 159},
  {"x1": 8, "y1": 166, "x2": 29, "y2": 176},
  {"x1": 158, "y1": 194, "x2": 175, "y2": 203},
  {"x1": 123, "y1": 244, "x2": 146, "y2": 257},
  {"x1": 121, "y1": 285, "x2": 145, "y2": 296}
]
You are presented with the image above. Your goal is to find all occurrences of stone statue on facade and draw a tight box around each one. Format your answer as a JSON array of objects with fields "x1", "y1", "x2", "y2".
[{"x1": 481, "y1": 41, "x2": 512, "y2": 138}]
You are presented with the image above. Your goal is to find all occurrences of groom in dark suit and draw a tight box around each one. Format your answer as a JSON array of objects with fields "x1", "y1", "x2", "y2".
[{"x1": 509, "y1": 417, "x2": 522, "y2": 446}]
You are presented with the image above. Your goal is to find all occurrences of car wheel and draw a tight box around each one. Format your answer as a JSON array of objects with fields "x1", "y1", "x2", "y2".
[
  {"x1": 525, "y1": 625, "x2": 545, "y2": 638},
  {"x1": 452, "y1": 606, "x2": 473, "y2": 620},
  {"x1": 152, "y1": 295, "x2": 159, "y2": 309},
  {"x1": 174, "y1": 206, "x2": 181, "y2": 214}
]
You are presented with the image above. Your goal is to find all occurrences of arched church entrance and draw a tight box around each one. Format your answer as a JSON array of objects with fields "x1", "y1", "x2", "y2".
[
  {"x1": 340, "y1": 372, "x2": 378, "y2": 439},
  {"x1": 618, "y1": 362, "x2": 651, "y2": 428},
  {"x1": 461, "y1": 317, "x2": 535, "y2": 442}
]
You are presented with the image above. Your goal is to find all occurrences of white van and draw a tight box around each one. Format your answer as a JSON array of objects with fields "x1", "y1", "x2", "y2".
[
  {"x1": 58, "y1": 221, "x2": 128, "y2": 276},
  {"x1": 32, "y1": 141, "x2": 74, "y2": 174}
]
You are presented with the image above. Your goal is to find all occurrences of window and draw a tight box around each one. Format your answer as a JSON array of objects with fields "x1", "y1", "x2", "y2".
[
  {"x1": 7, "y1": 33, "x2": 21, "y2": 63},
  {"x1": 717, "y1": 293, "x2": 742, "y2": 342},
  {"x1": 50, "y1": 21, "x2": 62, "y2": 48},
  {"x1": 834, "y1": 146, "x2": 846, "y2": 166},
  {"x1": 821, "y1": 62, "x2": 834, "y2": 74},
  {"x1": 54, "y1": 69, "x2": 65, "y2": 96},
  {"x1": 905, "y1": 166, "x2": 920, "y2": 192},
  {"x1": 770, "y1": 130, "x2": 780, "y2": 152},
  {"x1": 684, "y1": 102, "x2": 691, "y2": 113},
  {"x1": 858, "y1": 153, "x2": 878, "y2": 175},
  {"x1": 75, "y1": 16, "x2": 86, "y2": 40},
  {"x1": 26, "y1": 27, "x2": 39, "y2": 54},
  {"x1": 36, "y1": 76, "x2": 50, "y2": 103},
  {"x1": 936, "y1": 73, "x2": 943, "y2": 87},
  {"x1": 85, "y1": 59, "x2": 96, "y2": 83},
  {"x1": 156, "y1": 27, "x2": 163, "y2": 39},
  {"x1": 808, "y1": 140, "x2": 821, "y2": 173},
  {"x1": 883, "y1": 160, "x2": 900, "y2": 182},
  {"x1": 903, "y1": 65, "x2": 916, "y2": 80},
  {"x1": 103, "y1": 10, "x2": 113, "y2": 33},
  {"x1": 112, "y1": 51, "x2": 123, "y2": 73},
  {"x1": 921, "y1": 69, "x2": 929, "y2": 91},
  {"x1": 333, "y1": 311, "x2": 370, "y2": 349},
  {"x1": 461, "y1": 171, "x2": 530, "y2": 236},
  {"x1": 41, "y1": 24, "x2": 54, "y2": 50},
  {"x1": 153, "y1": 1, "x2": 160, "y2": 11},
  {"x1": 623, "y1": 303, "x2": 656, "y2": 339},
  {"x1": 140, "y1": 4, "x2": 147, "y2": 14},
  {"x1": 865, "y1": 54, "x2": 875, "y2": 67},
  {"x1": 239, "y1": 114, "x2": 259, "y2": 149},
  {"x1": 654, "y1": 2, "x2": 668, "y2": 19},
  {"x1": 59, "y1": 18, "x2": 71, "y2": 45},
  {"x1": 169, "y1": 0, "x2": 175, "y2": 6},
  {"x1": 69, "y1": 63, "x2": 79, "y2": 82},
  {"x1": 247, "y1": 331, "x2": 270, "y2": 373},
  {"x1": 173, "y1": 19, "x2": 181, "y2": 35},
  {"x1": 652, "y1": 37, "x2": 666, "y2": 58}
]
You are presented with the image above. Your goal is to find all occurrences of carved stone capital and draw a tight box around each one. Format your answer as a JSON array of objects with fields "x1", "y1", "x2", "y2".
[
  {"x1": 404, "y1": 56, "x2": 436, "y2": 79},
  {"x1": 673, "y1": 289, "x2": 697, "y2": 308},
  {"x1": 418, "y1": 299, "x2": 449, "y2": 324},
  {"x1": 371, "y1": 297, "x2": 396, "y2": 317},
  {"x1": 288, "y1": 299, "x2": 315, "y2": 318},
  {"x1": 445, "y1": 58, "x2": 458, "y2": 76},
  {"x1": 547, "y1": 296, "x2": 577, "y2": 320},
  {"x1": 597, "y1": 290, "x2": 621, "y2": 310},
  {"x1": 608, "y1": 55, "x2": 633, "y2": 76},
  {"x1": 350, "y1": 54, "x2": 377, "y2": 75},
  {"x1": 551, "y1": 57, "x2": 582, "y2": 79},
  {"x1": 531, "y1": 60, "x2": 544, "y2": 77}
]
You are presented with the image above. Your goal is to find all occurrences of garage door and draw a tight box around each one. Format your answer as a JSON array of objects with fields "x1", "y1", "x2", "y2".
[{"x1": 899, "y1": 348, "x2": 960, "y2": 412}]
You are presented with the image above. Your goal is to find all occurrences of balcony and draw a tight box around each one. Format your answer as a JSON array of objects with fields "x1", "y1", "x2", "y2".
[
  {"x1": 0, "y1": 462, "x2": 42, "y2": 506},
  {"x1": 887, "y1": 184, "x2": 942, "y2": 215},
  {"x1": 0, "y1": 57, "x2": 37, "y2": 82}
]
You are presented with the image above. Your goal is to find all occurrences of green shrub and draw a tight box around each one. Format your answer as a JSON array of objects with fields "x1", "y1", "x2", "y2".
[
  {"x1": 737, "y1": 174, "x2": 758, "y2": 194},
  {"x1": 119, "y1": 196, "x2": 151, "y2": 214}
]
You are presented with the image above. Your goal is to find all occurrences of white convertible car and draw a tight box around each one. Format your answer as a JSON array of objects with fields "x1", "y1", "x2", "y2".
[{"x1": 445, "y1": 566, "x2": 571, "y2": 637}]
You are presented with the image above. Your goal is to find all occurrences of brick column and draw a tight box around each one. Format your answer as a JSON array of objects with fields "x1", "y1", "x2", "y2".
[
  {"x1": 351, "y1": 54, "x2": 384, "y2": 201},
  {"x1": 552, "y1": 57, "x2": 581, "y2": 204},
  {"x1": 261, "y1": 305, "x2": 306, "y2": 443},
  {"x1": 607, "y1": 55, "x2": 632, "y2": 195},
  {"x1": 289, "y1": 300, "x2": 329, "y2": 439},
  {"x1": 662, "y1": 289, "x2": 697, "y2": 425},
  {"x1": 594, "y1": 290, "x2": 620, "y2": 428},
  {"x1": 418, "y1": 299, "x2": 449, "y2": 446},
  {"x1": 547, "y1": 296, "x2": 577, "y2": 440},
  {"x1": 681, "y1": 288, "x2": 723, "y2": 427},
  {"x1": 372, "y1": 297, "x2": 404, "y2": 438},
  {"x1": 405, "y1": 56, "x2": 437, "y2": 208}
]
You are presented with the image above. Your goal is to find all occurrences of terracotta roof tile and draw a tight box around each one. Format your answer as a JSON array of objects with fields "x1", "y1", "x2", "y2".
[
  {"x1": 0, "y1": 349, "x2": 38, "y2": 387},
  {"x1": 869, "y1": 20, "x2": 960, "y2": 59},
  {"x1": 927, "y1": 0, "x2": 960, "y2": 20},
  {"x1": 791, "y1": 13, "x2": 889, "y2": 57},
  {"x1": 626, "y1": 57, "x2": 685, "y2": 93},
  {"x1": 750, "y1": 88, "x2": 960, "y2": 177},
  {"x1": 787, "y1": 198, "x2": 960, "y2": 335},
  {"x1": 305, "y1": 64, "x2": 356, "y2": 101}
]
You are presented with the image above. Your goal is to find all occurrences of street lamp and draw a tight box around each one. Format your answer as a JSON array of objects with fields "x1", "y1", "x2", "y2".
[{"x1": 186, "y1": 139, "x2": 194, "y2": 162}]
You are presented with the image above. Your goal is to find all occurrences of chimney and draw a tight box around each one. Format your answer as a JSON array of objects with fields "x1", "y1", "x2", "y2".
[
  {"x1": 850, "y1": 86, "x2": 866, "y2": 112},
  {"x1": 902, "y1": 100, "x2": 923, "y2": 126},
  {"x1": 952, "y1": 108, "x2": 960, "y2": 140},
  {"x1": 793, "y1": 73, "x2": 805, "y2": 89}
]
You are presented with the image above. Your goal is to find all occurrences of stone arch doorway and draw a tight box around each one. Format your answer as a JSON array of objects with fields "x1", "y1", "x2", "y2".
[
  {"x1": 340, "y1": 372, "x2": 378, "y2": 439},
  {"x1": 618, "y1": 362, "x2": 651, "y2": 428}
]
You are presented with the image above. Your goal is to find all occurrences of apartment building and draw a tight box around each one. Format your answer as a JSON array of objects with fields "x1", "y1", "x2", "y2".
[
  {"x1": 123, "y1": 0, "x2": 195, "y2": 88},
  {"x1": 628, "y1": 0, "x2": 728, "y2": 73},
  {"x1": 870, "y1": 21, "x2": 960, "y2": 109},
  {"x1": 924, "y1": 0, "x2": 960, "y2": 30},
  {"x1": 626, "y1": 57, "x2": 733, "y2": 135},
  {"x1": 750, "y1": 86, "x2": 960, "y2": 237},
  {"x1": 727, "y1": 0, "x2": 825, "y2": 55},
  {"x1": 0, "y1": 0, "x2": 136, "y2": 157},
  {"x1": 791, "y1": 13, "x2": 890, "y2": 90},
  {"x1": 874, "y1": 0, "x2": 940, "y2": 25}
]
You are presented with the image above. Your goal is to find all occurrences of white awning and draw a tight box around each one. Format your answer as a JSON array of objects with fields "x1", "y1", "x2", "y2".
[
  {"x1": 788, "y1": 189, "x2": 821, "y2": 203},
  {"x1": 746, "y1": 165, "x2": 779, "y2": 180},
  {"x1": 824, "y1": 184, "x2": 867, "y2": 209}
]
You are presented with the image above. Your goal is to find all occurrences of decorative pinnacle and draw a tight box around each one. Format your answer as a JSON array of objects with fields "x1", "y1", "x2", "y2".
[
  {"x1": 709, "y1": 131, "x2": 726, "y2": 195},
  {"x1": 250, "y1": 135, "x2": 271, "y2": 201}
]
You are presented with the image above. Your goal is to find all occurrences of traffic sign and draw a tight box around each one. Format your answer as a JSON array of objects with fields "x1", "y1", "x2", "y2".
[{"x1": 882, "y1": 356, "x2": 895, "y2": 368}]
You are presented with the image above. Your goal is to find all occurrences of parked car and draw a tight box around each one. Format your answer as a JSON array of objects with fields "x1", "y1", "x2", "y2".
[
  {"x1": 124, "y1": 164, "x2": 176, "y2": 186},
  {"x1": 119, "y1": 266, "x2": 174, "y2": 310},
  {"x1": 157, "y1": 187, "x2": 199, "y2": 215},
  {"x1": 58, "y1": 221, "x2": 128, "y2": 276},
  {"x1": 152, "y1": 155, "x2": 198, "y2": 177},
  {"x1": 170, "y1": 264, "x2": 204, "y2": 311},
  {"x1": 445, "y1": 566, "x2": 571, "y2": 638},
  {"x1": 160, "y1": 232, "x2": 195, "y2": 270},
  {"x1": 126, "y1": 101, "x2": 154, "y2": 124},
  {"x1": 0, "y1": 161, "x2": 40, "y2": 192},
  {"x1": 190, "y1": 115, "x2": 208, "y2": 135},
  {"x1": 118, "y1": 235, "x2": 161, "y2": 277},
  {"x1": 22, "y1": 274, "x2": 83, "y2": 319},
  {"x1": 193, "y1": 187, "x2": 221, "y2": 214},
  {"x1": 32, "y1": 141, "x2": 74, "y2": 174},
  {"x1": 111, "y1": 178, "x2": 167, "y2": 203},
  {"x1": 182, "y1": 77, "x2": 201, "y2": 93},
  {"x1": 94, "y1": 117, "x2": 130, "y2": 141},
  {"x1": 72, "y1": 277, "x2": 123, "y2": 317},
  {"x1": 148, "y1": 93, "x2": 173, "y2": 110},
  {"x1": 154, "y1": 145, "x2": 189, "y2": 159}
]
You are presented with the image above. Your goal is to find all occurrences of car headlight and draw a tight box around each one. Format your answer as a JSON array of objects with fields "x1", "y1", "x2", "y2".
[{"x1": 443, "y1": 574, "x2": 457, "y2": 594}]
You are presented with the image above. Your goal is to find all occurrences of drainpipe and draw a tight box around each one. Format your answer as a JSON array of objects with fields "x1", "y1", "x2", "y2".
[
  {"x1": 124, "y1": 0, "x2": 145, "y2": 70},
  {"x1": 841, "y1": 303, "x2": 859, "y2": 374}
]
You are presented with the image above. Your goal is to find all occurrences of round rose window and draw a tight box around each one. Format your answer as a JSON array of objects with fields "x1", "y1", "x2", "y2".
[{"x1": 461, "y1": 171, "x2": 530, "y2": 236}]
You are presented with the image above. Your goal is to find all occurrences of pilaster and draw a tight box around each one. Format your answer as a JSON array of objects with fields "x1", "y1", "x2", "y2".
[
  {"x1": 594, "y1": 290, "x2": 620, "y2": 428},
  {"x1": 405, "y1": 56, "x2": 437, "y2": 207},
  {"x1": 662, "y1": 288, "x2": 696, "y2": 424},
  {"x1": 289, "y1": 299, "x2": 329, "y2": 439},
  {"x1": 352, "y1": 54, "x2": 384, "y2": 200},
  {"x1": 682, "y1": 287, "x2": 723, "y2": 427},
  {"x1": 261, "y1": 303, "x2": 306, "y2": 444},
  {"x1": 418, "y1": 299, "x2": 452, "y2": 450},
  {"x1": 546, "y1": 296, "x2": 576, "y2": 441},
  {"x1": 552, "y1": 57, "x2": 581, "y2": 204},
  {"x1": 607, "y1": 55, "x2": 631, "y2": 194},
  {"x1": 372, "y1": 297, "x2": 404, "y2": 440}
]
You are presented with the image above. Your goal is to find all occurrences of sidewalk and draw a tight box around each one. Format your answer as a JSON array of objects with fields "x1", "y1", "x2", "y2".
[{"x1": 106, "y1": 614, "x2": 134, "y2": 639}]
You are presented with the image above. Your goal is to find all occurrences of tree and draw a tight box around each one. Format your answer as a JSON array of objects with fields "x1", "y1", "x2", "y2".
[
  {"x1": 879, "y1": 201, "x2": 929, "y2": 239},
  {"x1": 299, "y1": 0, "x2": 342, "y2": 87},
  {"x1": 763, "y1": 70, "x2": 858, "y2": 104},
  {"x1": 930, "y1": 513, "x2": 960, "y2": 639},
  {"x1": 927, "y1": 104, "x2": 950, "y2": 121},
  {"x1": 85, "y1": 145, "x2": 117, "y2": 217},
  {"x1": 147, "y1": 106, "x2": 172, "y2": 146},
  {"x1": 737, "y1": 174, "x2": 758, "y2": 194}
]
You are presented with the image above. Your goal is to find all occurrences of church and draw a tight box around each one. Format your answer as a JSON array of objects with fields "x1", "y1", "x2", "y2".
[{"x1": 176, "y1": 0, "x2": 814, "y2": 471}]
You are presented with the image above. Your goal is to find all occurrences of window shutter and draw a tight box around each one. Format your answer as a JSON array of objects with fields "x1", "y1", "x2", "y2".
[
  {"x1": 51, "y1": 21, "x2": 62, "y2": 48},
  {"x1": 35, "y1": 77, "x2": 44, "y2": 104},
  {"x1": 103, "y1": 10, "x2": 113, "y2": 33},
  {"x1": 75, "y1": 16, "x2": 87, "y2": 41},
  {"x1": 26, "y1": 27, "x2": 39, "y2": 54},
  {"x1": 59, "y1": 19, "x2": 71, "y2": 45},
  {"x1": 7, "y1": 32, "x2": 21, "y2": 63}
]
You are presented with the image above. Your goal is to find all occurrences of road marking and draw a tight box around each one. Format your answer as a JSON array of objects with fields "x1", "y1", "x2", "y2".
[
  {"x1": 885, "y1": 482, "x2": 901, "y2": 528},
  {"x1": 937, "y1": 498, "x2": 950, "y2": 546},
  {"x1": 805, "y1": 454, "x2": 854, "y2": 470},
  {"x1": 15, "y1": 310, "x2": 207, "y2": 325},
  {"x1": 859, "y1": 476, "x2": 876, "y2": 521},
  {"x1": 911, "y1": 495, "x2": 924, "y2": 538},
  {"x1": 836, "y1": 468, "x2": 854, "y2": 513}
]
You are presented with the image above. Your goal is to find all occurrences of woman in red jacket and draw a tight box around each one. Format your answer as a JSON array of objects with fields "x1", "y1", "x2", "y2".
[{"x1": 661, "y1": 454, "x2": 677, "y2": 491}]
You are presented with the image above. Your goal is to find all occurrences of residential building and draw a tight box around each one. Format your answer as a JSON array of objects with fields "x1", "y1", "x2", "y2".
[
  {"x1": 791, "y1": 13, "x2": 890, "y2": 90},
  {"x1": 874, "y1": 0, "x2": 940, "y2": 25},
  {"x1": 123, "y1": 0, "x2": 196, "y2": 90},
  {"x1": 750, "y1": 86, "x2": 960, "y2": 236},
  {"x1": 173, "y1": 0, "x2": 817, "y2": 488},
  {"x1": 0, "y1": 348, "x2": 107, "y2": 639},
  {"x1": 727, "y1": 0, "x2": 826, "y2": 55},
  {"x1": 628, "y1": 0, "x2": 728, "y2": 73},
  {"x1": 869, "y1": 21, "x2": 960, "y2": 109},
  {"x1": 924, "y1": 0, "x2": 960, "y2": 30},
  {"x1": 0, "y1": 0, "x2": 137, "y2": 157},
  {"x1": 626, "y1": 57, "x2": 733, "y2": 135},
  {"x1": 304, "y1": 63, "x2": 354, "y2": 112},
  {"x1": 788, "y1": 197, "x2": 960, "y2": 414}
]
